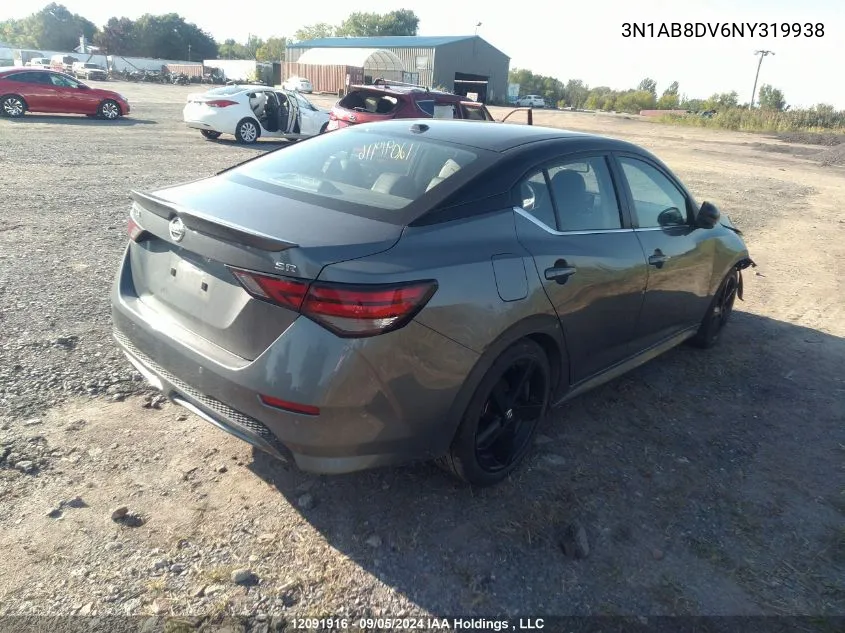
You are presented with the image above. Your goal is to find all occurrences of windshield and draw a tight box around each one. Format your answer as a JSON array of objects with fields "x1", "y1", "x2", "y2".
[{"x1": 228, "y1": 128, "x2": 481, "y2": 214}]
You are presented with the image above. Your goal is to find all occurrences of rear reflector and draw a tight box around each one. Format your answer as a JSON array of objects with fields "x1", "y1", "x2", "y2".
[
  {"x1": 227, "y1": 267, "x2": 437, "y2": 338},
  {"x1": 206, "y1": 99, "x2": 238, "y2": 108},
  {"x1": 259, "y1": 394, "x2": 319, "y2": 416}
]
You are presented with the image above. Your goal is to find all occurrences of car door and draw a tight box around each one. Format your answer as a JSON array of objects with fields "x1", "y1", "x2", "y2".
[
  {"x1": 458, "y1": 101, "x2": 495, "y2": 121},
  {"x1": 277, "y1": 91, "x2": 299, "y2": 133},
  {"x1": 46, "y1": 73, "x2": 92, "y2": 114},
  {"x1": 291, "y1": 92, "x2": 322, "y2": 135},
  {"x1": 614, "y1": 153, "x2": 714, "y2": 349},
  {"x1": 5, "y1": 72, "x2": 55, "y2": 111},
  {"x1": 513, "y1": 153, "x2": 649, "y2": 383}
]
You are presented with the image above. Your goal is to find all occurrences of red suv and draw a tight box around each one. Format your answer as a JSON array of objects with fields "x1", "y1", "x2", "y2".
[{"x1": 327, "y1": 80, "x2": 495, "y2": 131}]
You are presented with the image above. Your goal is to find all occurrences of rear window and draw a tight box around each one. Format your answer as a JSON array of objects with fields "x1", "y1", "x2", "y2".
[
  {"x1": 338, "y1": 90, "x2": 399, "y2": 115},
  {"x1": 228, "y1": 128, "x2": 480, "y2": 213},
  {"x1": 206, "y1": 85, "x2": 246, "y2": 96}
]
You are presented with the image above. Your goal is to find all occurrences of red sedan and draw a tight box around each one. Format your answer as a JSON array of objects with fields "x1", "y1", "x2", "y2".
[{"x1": 0, "y1": 67, "x2": 131, "y2": 119}]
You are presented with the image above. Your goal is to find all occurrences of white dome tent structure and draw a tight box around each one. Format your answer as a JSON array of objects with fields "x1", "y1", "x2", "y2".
[{"x1": 295, "y1": 47, "x2": 406, "y2": 84}]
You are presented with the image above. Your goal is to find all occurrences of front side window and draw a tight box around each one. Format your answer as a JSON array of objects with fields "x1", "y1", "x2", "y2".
[
  {"x1": 618, "y1": 156, "x2": 689, "y2": 228},
  {"x1": 229, "y1": 128, "x2": 481, "y2": 213},
  {"x1": 49, "y1": 74, "x2": 80, "y2": 88}
]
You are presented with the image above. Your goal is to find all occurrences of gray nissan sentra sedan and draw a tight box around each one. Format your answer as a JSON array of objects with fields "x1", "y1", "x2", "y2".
[{"x1": 111, "y1": 119, "x2": 754, "y2": 486}]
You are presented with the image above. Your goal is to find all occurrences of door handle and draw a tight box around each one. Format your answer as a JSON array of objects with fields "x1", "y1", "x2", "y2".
[
  {"x1": 648, "y1": 250, "x2": 669, "y2": 268},
  {"x1": 545, "y1": 265, "x2": 577, "y2": 284}
]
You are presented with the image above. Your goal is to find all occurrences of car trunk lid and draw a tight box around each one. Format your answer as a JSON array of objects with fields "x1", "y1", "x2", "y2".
[{"x1": 125, "y1": 175, "x2": 403, "y2": 360}]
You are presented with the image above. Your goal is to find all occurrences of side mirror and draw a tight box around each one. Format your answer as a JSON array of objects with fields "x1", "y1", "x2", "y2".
[
  {"x1": 657, "y1": 207, "x2": 686, "y2": 227},
  {"x1": 696, "y1": 201, "x2": 721, "y2": 229}
]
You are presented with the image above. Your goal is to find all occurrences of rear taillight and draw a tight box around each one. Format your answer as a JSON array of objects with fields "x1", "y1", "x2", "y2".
[
  {"x1": 228, "y1": 268, "x2": 437, "y2": 338},
  {"x1": 128, "y1": 216, "x2": 145, "y2": 242},
  {"x1": 206, "y1": 99, "x2": 238, "y2": 108}
]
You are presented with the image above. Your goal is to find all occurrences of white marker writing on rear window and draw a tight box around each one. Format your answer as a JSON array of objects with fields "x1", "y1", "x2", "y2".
[{"x1": 356, "y1": 140, "x2": 418, "y2": 162}]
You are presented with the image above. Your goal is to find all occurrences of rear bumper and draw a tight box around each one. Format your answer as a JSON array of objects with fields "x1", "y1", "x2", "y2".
[
  {"x1": 185, "y1": 120, "x2": 217, "y2": 131},
  {"x1": 110, "y1": 247, "x2": 479, "y2": 474}
]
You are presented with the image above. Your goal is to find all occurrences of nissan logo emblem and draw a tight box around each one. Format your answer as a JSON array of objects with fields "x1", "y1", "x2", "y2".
[{"x1": 169, "y1": 217, "x2": 186, "y2": 242}]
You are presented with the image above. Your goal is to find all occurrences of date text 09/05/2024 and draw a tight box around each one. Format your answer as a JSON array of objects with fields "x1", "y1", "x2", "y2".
[
  {"x1": 622, "y1": 22, "x2": 824, "y2": 38},
  {"x1": 290, "y1": 617, "x2": 545, "y2": 630}
]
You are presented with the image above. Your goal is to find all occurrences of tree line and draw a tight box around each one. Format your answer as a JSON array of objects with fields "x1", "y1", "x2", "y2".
[
  {"x1": 0, "y1": 3, "x2": 420, "y2": 62},
  {"x1": 509, "y1": 69, "x2": 789, "y2": 114}
]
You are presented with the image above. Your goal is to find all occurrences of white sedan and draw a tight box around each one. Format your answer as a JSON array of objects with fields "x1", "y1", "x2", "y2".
[
  {"x1": 281, "y1": 76, "x2": 313, "y2": 93},
  {"x1": 516, "y1": 95, "x2": 546, "y2": 108},
  {"x1": 183, "y1": 85, "x2": 330, "y2": 144}
]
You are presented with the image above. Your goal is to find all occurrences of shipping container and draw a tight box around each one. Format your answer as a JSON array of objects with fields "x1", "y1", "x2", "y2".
[
  {"x1": 165, "y1": 63, "x2": 205, "y2": 78},
  {"x1": 284, "y1": 62, "x2": 364, "y2": 94}
]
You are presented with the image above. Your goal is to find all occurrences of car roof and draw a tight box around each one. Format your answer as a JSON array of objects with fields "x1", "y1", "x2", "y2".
[
  {"x1": 1, "y1": 66, "x2": 54, "y2": 73},
  {"x1": 347, "y1": 119, "x2": 641, "y2": 153}
]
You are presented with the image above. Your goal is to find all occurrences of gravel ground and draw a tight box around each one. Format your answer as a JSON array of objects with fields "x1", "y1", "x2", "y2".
[{"x1": 0, "y1": 83, "x2": 844, "y2": 626}]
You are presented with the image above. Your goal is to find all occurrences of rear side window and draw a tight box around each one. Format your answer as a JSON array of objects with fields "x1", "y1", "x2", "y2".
[
  {"x1": 516, "y1": 156, "x2": 622, "y2": 232},
  {"x1": 5, "y1": 72, "x2": 43, "y2": 84},
  {"x1": 416, "y1": 100, "x2": 435, "y2": 116},
  {"x1": 230, "y1": 128, "x2": 480, "y2": 213}
]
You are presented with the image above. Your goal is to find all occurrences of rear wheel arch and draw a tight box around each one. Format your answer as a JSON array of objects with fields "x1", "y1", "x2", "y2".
[
  {"x1": 1, "y1": 94, "x2": 28, "y2": 116},
  {"x1": 441, "y1": 314, "x2": 568, "y2": 449},
  {"x1": 235, "y1": 117, "x2": 261, "y2": 143}
]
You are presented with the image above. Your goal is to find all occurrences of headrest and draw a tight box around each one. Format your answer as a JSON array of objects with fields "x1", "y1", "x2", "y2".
[{"x1": 438, "y1": 158, "x2": 461, "y2": 179}]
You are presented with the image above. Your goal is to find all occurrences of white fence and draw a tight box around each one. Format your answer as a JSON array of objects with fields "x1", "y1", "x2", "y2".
[{"x1": 10, "y1": 48, "x2": 202, "y2": 73}]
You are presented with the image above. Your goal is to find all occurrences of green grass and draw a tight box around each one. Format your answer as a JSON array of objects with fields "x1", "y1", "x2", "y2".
[{"x1": 657, "y1": 106, "x2": 845, "y2": 134}]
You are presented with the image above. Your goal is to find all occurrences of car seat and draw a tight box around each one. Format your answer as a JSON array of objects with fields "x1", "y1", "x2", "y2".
[
  {"x1": 425, "y1": 158, "x2": 462, "y2": 191},
  {"x1": 550, "y1": 170, "x2": 591, "y2": 230}
]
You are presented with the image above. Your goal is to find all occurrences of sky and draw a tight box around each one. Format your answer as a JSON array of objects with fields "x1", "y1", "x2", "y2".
[{"x1": 3, "y1": 0, "x2": 842, "y2": 108}]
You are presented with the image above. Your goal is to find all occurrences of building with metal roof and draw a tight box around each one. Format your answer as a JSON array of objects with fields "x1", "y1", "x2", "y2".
[{"x1": 286, "y1": 35, "x2": 510, "y2": 103}]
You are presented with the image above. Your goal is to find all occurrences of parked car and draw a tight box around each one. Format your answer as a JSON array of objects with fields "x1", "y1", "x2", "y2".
[
  {"x1": 517, "y1": 94, "x2": 546, "y2": 108},
  {"x1": 281, "y1": 76, "x2": 313, "y2": 93},
  {"x1": 49, "y1": 54, "x2": 78, "y2": 73},
  {"x1": 72, "y1": 62, "x2": 108, "y2": 81},
  {"x1": 0, "y1": 67, "x2": 130, "y2": 119},
  {"x1": 112, "y1": 119, "x2": 754, "y2": 486},
  {"x1": 327, "y1": 80, "x2": 495, "y2": 131},
  {"x1": 25, "y1": 57, "x2": 51, "y2": 68},
  {"x1": 183, "y1": 84, "x2": 329, "y2": 143}
]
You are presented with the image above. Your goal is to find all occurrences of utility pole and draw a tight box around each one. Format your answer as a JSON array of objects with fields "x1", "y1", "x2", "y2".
[
  {"x1": 750, "y1": 49, "x2": 774, "y2": 108},
  {"x1": 474, "y1": 22, "x2": 482, "y2": 36}
]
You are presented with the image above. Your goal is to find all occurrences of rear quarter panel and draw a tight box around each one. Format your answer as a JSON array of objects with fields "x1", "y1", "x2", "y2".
[{"x1": 316, "y1": 208, "x2": 558, "y2": 355}]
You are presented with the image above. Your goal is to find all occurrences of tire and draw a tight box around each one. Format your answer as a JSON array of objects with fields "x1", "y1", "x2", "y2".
[
  {"x1": 235, "y1": 118, "x2": 260, "y2": 144},
  {"x1": 440, "y1": 339, "x2": 551, "y2": 487},
  {"x1": 98, "y1": 99, "x2": 121, "y2": 120},
  {"x1": 689, "y1": 269, "x2": 740, "y2": 349},
  {"x1": 200, "y1": 130, "x2": 221, "y2": 140},
  {"x1": 1, "y1": 95, "x2": 27, "y2": 118}
]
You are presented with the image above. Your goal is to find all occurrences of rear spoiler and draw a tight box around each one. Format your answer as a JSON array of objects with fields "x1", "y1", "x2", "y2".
[{"x1": 129, "y1": 190, "x2": 298, "y2": 252}]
